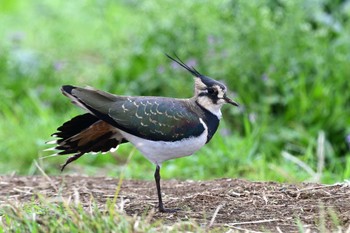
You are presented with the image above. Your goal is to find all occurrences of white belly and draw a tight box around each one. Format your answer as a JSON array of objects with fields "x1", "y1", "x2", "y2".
[{"x1": 119, "y1": 118, "x2": 208, "y2": 165}]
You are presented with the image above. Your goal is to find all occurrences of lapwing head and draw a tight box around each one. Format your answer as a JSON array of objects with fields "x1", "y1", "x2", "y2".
[{"x1": 166, "y1": 54, "x2": 239, "y2": 117}]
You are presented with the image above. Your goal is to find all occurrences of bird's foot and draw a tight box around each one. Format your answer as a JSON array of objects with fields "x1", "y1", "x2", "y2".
[{"x1": 158, "y1": 206, "x2": 181, "y2": 213}]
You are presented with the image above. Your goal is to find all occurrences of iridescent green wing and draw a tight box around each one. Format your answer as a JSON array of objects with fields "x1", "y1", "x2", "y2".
[{"x1": 108, "y1": 97, "x2": 205, "y2": 141}]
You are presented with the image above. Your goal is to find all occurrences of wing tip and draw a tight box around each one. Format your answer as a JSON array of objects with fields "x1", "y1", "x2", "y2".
[{"x1": 61, "y1": 85, "x2": 76, "y2": 95}]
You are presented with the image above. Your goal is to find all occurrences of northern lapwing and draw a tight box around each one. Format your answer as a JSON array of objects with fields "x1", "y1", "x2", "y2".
[{"x1": 49, "y1": 55, "x2": 239, "y2": 212}]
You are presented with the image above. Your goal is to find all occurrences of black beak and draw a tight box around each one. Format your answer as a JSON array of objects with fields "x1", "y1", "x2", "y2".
[{"x1": 224, "y1": 96, "x2": 239, "y2": 107}]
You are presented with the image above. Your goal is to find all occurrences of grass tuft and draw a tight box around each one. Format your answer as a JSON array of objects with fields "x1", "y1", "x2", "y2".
[{"x1": 0, "y1": 196, "x2": 204, "y2": 233}]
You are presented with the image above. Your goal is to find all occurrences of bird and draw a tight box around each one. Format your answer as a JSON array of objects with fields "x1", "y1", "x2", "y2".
[{"x1": 48, "y1": 54, "x2": 239, "y2": 213}]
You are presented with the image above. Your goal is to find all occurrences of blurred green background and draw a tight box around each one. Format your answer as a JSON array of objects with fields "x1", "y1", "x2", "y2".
[{"x1": 0, "y1": 0, "x2": 349, "y2": 183}]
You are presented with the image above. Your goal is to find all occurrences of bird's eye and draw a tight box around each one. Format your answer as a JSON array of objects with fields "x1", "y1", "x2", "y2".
[{"x1": 207, "y1": 88, "x2": 217, "y2": 95}]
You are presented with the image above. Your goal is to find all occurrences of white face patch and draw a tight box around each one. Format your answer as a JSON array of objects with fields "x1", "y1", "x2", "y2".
[
  {"x1": 194, "y1": 77, "x2": 228, "y2": 118},
  {"x1": 197, "y1": 96, "x2": 223, "y2": 118},
  {"x1": 194, "y1": 78, "x2": 207, "y2": 95}
]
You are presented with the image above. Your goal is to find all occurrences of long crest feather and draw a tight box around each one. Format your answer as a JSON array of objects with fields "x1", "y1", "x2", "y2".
[{"x1": 166, "y1": 54, "x2": 202, "y2": 78}]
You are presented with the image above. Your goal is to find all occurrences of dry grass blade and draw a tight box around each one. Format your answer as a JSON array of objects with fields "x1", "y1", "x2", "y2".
[
  {"x1": 226, "y1": 225, "x2": 264, "y2": 233},
  {"x1": 316, "y1": 131, "x2": 325, "y2": 181},
  {"x1": 113, "y1": 147, "x2": 136, "y2": 205},
  {"x1": 34, "y1": 159, "x2": 58, "y2": 192},
  {"x1": 282, "y1": 151, "x2": 316, "y2": 177},
  {"x1": 226, "y1": 218, "x2": 281, "y2": 226},
  {"x1": 208, "y1": 203, "x2": 225, "y2": 227}
]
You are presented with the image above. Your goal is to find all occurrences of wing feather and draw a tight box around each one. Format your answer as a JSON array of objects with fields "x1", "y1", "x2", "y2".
[{"x1": 109, "y1": 97, "x2": 205, "y2": 141}]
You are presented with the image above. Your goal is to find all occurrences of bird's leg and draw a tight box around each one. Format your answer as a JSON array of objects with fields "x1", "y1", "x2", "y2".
[
  {"x1": 60, "y1": 152, "x2": 83, "y2": 171},
  {"x1": 154, "y1": 165, "x2": 179, "y2": 213}
]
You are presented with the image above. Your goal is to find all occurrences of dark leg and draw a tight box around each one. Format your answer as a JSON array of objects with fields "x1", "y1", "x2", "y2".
[
  {"x1": 60, "y1": 152, "x2": 83, "y2": 171},
  {"x1": 154, "y1": 165, "x2": 179, "y2": 213}
]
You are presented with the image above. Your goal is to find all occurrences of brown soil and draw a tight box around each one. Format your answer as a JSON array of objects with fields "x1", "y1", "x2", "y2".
[{"x1": 1, "y1": 175, "x2": 349, "y2": 232}]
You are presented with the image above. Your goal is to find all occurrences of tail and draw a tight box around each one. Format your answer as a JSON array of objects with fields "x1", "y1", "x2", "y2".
[
  {"x1": 48, "y1": 113, "x2": 127, "y2": 171},
  {"x1": 60, "y1": 85, "x2": 125, "y2": 129}
]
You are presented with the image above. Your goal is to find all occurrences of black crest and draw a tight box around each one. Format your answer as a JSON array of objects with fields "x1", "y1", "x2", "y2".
[
  {"x1": 166, "y1": 54, "x2": 203, "y2": 78},
  {"x1": 166, "y1": 54, "x2": 226, "y2": 89}
]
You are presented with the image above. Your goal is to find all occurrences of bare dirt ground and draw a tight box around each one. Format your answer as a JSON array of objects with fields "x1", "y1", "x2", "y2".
[{"x1": 1, "y1": 175, "x2": 350, "y2": 232}]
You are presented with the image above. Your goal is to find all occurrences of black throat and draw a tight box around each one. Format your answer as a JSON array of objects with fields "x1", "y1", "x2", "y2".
[{"x1": 195, "y1": 101, "x2": 220, "y2": 143}]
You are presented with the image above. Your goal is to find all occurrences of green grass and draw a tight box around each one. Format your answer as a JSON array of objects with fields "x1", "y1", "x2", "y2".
[
  {"x1": 0, "y1": 0, "x2": 350, "y2": 183},
  {"x1": 0, "y1": 197, "x2": 204, "y2": 233}
]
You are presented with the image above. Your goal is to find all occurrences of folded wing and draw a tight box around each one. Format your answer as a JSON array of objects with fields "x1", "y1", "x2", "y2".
[{"x1": 62, "y1": 85, "x2": 205, "y2": 142}]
